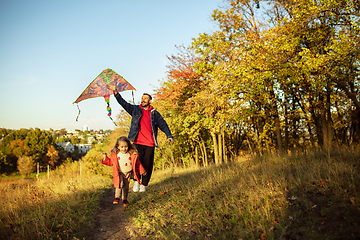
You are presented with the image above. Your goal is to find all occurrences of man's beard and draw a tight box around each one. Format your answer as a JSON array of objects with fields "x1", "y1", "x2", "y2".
[{"x1": 141, "y1": 102, "x2": 149, "y2": 108}]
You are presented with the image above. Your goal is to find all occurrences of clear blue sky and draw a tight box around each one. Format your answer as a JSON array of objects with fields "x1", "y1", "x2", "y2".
[{"x1": 0, "y1": 0, "x2": 222, "y2": 131}]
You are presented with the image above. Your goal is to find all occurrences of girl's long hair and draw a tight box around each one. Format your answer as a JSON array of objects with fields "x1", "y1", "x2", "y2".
[{"x1": 111, "y1": 136, "x2": 137, "y2": 154}]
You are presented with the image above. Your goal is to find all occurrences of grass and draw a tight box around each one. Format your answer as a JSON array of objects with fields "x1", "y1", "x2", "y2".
[
  {"x1": 0, "y1": 149, "x2": 359, "y2": 239},
  {"x1": 0, "y1": 161, "x2": 112, "y2": 240},
  {"x1": 125, "y1": 149, "x2": 360, "y2": 239}
]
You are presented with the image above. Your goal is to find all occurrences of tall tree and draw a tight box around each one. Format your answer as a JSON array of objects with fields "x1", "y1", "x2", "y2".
[
  {"x1": 25, "y1": 128, "x2": 55, "y2": 164},
  {"x1": 0, "y1": 129, "x2": 30, "y2": 172}
]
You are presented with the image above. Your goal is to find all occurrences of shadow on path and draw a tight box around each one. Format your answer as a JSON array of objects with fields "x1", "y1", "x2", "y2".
[{"x1": 76, "y1": 187, "x2": 145, "y2": 240}]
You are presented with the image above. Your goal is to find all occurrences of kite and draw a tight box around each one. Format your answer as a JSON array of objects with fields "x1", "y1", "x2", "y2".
[{"x1": 74, "y1": 68, "x2": 136, "y2": 126}]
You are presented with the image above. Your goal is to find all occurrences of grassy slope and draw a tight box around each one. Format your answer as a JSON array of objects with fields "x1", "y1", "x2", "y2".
[
  {"x1": 125, "y1": 151, "x2": 360, "y2": 239},
  {"x1": 1, "y1": 150, "x2": 359, "y2": 239}
]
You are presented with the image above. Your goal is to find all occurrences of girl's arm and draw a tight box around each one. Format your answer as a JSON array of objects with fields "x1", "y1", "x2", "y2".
[{"x1": 101, "y1": 153, "x2": 112, "y2": 166}]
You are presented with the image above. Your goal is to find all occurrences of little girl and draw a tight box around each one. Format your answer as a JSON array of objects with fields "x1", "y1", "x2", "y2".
[{"x1": 102, "y1": 136, "x2": 146, "y2": 206}]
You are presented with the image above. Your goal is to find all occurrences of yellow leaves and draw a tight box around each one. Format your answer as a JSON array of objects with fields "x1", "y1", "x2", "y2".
[
  {"x1": 298, "y1": 47, "x2": 310, "y2": 56},
  {"x1": 46, "y1": 145, "x2": 58, "y2": 158},
  {"x1": 155, "y1": 0, "x2": 360, "y2": 162}
]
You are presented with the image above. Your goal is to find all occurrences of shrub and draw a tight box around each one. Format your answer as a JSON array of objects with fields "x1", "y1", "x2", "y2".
[{"x1": 17, "y1": 156, "x2": 35, "y2": 177}]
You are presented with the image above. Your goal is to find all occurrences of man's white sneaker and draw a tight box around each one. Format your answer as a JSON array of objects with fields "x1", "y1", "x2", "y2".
[
  {"x1": 133, "y1": 181, "x2": 140, "y2": 192},
  {"x1": 139, "y1": 185, "x2": 146, "y2": 192}
]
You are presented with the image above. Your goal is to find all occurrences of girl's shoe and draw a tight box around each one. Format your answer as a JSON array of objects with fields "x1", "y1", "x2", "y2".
[
  {"x1": 139, "y1": 184, "x2": 146, "y2": 192},
  {"x1": 133, "y1": 181, "x2": 140, "y2": 192},
  {"x1": 113, "y1": 198, "x2": 120, "y2": 204},
  {"x1": 122, "y1": 199, "x2": 129, "y2": 206}
]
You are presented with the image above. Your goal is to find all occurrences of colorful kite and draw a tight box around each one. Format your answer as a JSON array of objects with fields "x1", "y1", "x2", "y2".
[{"x1": 74, "y1": 68, "x2": 136, "y2": 126}]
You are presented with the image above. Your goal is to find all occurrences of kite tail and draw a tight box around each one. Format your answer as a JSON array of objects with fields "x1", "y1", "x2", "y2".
[
  {"x1": 76, "y1": 104, "x2": 81, "y2": 121},
  {"x1": 104, "y1": 95, "x2": 118, "y2": 126},
  {"x1": 132, "y1": 90, "x2": 135, "y2": 104}
]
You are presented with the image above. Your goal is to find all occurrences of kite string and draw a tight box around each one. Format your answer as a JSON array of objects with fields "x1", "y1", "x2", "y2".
[{"x1": 76, "y1": 104, "x2": 81, "y2": 121}]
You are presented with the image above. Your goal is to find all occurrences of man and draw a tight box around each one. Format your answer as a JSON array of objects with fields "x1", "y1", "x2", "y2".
[{"x1": 107, "y1": 84, "x2": 173, "y2": 192}]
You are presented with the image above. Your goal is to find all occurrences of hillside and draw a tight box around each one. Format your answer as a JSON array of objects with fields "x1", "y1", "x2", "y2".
[
  {"x1": 78, "y1": 150, "x2": 360, "y2": 239},
  {"x1": 1, "y1": 150, "x2": 359, "y2": 239}
]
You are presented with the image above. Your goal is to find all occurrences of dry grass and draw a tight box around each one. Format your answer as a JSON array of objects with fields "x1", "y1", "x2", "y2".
[
  {"x1": 1, "y1": 148, "x2": 359, "y2": 239},
  {"x1": 0, "y1": 161, "x2": 111, "y2": 240},
  {"x1": 126, "y1": 149, "x2": 360, "y2": 239}
]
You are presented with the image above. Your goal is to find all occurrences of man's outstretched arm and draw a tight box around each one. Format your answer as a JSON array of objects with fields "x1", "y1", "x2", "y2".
[{"x1": 106, "y1": 84, "x2": 135, "y2": 114}]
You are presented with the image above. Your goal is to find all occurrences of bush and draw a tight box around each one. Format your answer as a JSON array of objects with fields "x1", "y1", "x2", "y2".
[
  {"x1": 81, "y1": 149, "x2": 112, "y2": 178},
  {"x1": 17, "y1": 156, "x2": 35, "y2": 177}
]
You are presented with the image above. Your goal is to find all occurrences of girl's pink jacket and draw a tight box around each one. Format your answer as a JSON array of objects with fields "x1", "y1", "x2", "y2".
[{"x1": 102, "y1": 152, "x2": 146, "y2": 188}]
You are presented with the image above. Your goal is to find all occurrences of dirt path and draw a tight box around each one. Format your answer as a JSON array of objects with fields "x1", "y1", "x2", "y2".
[{"x1": 78, "y1": 188, "x2": 146, "y2": 240}]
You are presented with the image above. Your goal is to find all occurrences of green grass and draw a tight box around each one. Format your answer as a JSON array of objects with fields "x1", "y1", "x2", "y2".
[{"x1": 125, "y1": 150, "x2": 360, "y2": 239}]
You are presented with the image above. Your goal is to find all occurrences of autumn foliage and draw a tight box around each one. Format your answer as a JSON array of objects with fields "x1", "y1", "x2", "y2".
[
  {"x1": 0, "y1": 128, "x2": 60, "y2": 174},
  {"x1": 152, "y1": 0, "x2": 360, "y2": 168}
]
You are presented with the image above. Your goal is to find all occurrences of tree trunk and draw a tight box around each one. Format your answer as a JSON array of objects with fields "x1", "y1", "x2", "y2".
[
  {"x1": 336, "y1": 79, "x2": 360, "y2": 110},
  {"x1": 168, "y1": 146, "x2": 176, "y2": 168},
  {"x1": 246, "y1": 135, "x2": 254, "y2": 154},
  {"x1": 162, "y1": 154, "x2": 165, "y2": 170},
  {"x1": 200, "y1": 138, "x2": 208, "y2": 167},
  {"x1": 291, "y1": 94, "x2": 299, "y2": 149},
  {"x1": 178, "y1": 146, "x2": 184, "y2": 168},
  {"x1": 266, "y1": 140, "x2": 271, "y2": 155},
  {"x1": 284, "y1": 95, "x2": 289, "y2": 153},
  {"x1": 309, "y1": 93, "x2": 323, "y2": 148},
  {"x1": 307, "y1": 120, "x2": 315, "y2": 148},
  {"x1": 198, "y1": 141, "x2": 204, "y2": 166},
  {"x1": 189, "y1": 155, "x2": 195, "y2": 167},
  {"x1": 350, "y1": 109, "x2": 360, "y2": 144},
  {"x1": 195, "y1": 145, "x2": 199, "y2": 167},
  {"x1": 211, "y1": 132, "x2": 219, "y2": 165},
  {"x1": 218, "y1": 132, "x2": 223, "y2": 164},
  {"x1": 322, "y1": 82, "x2": 333, "y2": 157},
  {"x1": 222, "y1": 130, "x2": 228, "y2": 163},
  {"x1": 270, "y1": 87, "x2": 283, "y2": 153},
  {"x1": 321, "y1": 107, "x2": 330, "y2": 153},
  {"x1": 318, "y1": 83, "x2": 333, "y2": 155}
]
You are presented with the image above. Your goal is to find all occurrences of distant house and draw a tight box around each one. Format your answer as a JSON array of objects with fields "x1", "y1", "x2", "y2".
[
  {"x1": 57, "y1": 142, "x2": 91, "y2": 154},
  {"x1": 87, "y1": 136, "x2": 95, "y2": 144},
  {"x1": 57, "y1": 142, "x2": 75, "y2": 152},
  {"x1": 74, "y1": 144, "x2": 91, "y2": 153},
  {"x1": 95, "y1": 134, "x2": 104, "y2": 140}
]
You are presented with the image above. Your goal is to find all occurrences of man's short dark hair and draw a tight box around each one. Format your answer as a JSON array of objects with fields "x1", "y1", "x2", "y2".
[{"x1": 143, "y1": 93, "x2": 152, "y2": 100}]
